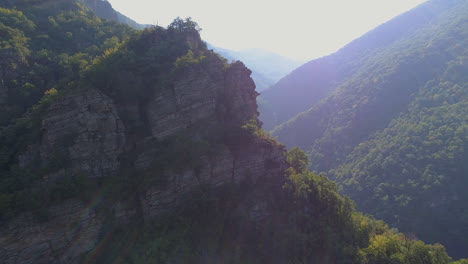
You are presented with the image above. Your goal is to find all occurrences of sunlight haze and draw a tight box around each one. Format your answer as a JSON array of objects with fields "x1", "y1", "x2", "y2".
[{"x1": 108, "y1": 0, "x2": 427, "y2": 61}]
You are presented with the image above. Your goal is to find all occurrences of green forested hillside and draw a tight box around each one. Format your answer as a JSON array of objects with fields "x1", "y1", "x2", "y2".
[
  {"x1": 268, "y1": 0, "x2": 468, "y2": 258},
  {"x1": 0, "y1": 0, "x2": 134, "y2": 126},
  {"x1": 332, "y1": 71, "x2": 468, "y2": 257},
  {"x1": 259, "y1": 0, "x2": 458, "y2": 130},
  {"x1": 0, "y1": 0, "x2": 463, "y2": 263}
]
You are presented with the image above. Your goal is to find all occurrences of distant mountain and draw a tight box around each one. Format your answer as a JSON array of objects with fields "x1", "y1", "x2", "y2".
[
  {"x1": 261, "y1": 0, "x2": 468, "y2": 258},
  {"x1": 209, "y1": 45, "x2": 302, "y2": 91},
  {"x1": 259, "y1": 0, "x2": 453, "y2": 131},
  {"x1": 80, "y1": 0, "x2": 148, "y2": 29}
]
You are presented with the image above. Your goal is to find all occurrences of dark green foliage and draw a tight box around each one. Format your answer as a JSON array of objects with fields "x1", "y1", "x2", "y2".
[
  {"x1": 84, "y1": 17, "x2": 207, "y2": 105},
  {"x1": 0, "y1": 8, "x2": 33, "y2": 98},
  {"x1": 0, "y1": 0, "x2": 134, "y2": 126},
  {"x1": 229, "y1": 119, "x2": 281, "y2": 149},
  {"x1": 332, "y1": 78, "x2": 468, "y2": 257},
  {"x1": 359, "y1": 232, "x2": 452, "y2": 264},
  {"x1": 83, "y1": 147, "x2": 453, "y2": 264},
  {"x1": 286, "y1": 146, "x2": 310, "y2": 173}
]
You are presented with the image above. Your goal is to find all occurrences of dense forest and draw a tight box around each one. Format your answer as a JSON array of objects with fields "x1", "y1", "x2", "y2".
[
  {"x1": 261, "y1": 0, "x2": 468, "y2": 258},
  {"x1": 0, "y1": 0, "x2": 465, "y2": 263}
]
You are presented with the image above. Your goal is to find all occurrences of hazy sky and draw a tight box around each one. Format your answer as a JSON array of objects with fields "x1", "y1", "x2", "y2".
[{"x1": 107, "y1": 0, "x2": 427, "y2": 61}]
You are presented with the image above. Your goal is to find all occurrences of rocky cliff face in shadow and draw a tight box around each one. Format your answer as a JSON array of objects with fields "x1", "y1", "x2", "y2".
[{"x1": 0, "y1": 29, "x2": 286, "y2": 262}]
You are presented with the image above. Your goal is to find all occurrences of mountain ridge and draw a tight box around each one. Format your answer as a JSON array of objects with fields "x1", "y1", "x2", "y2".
[
  {"x1": 79, "y1": 0, "x2": 148, "y2": 29},
  {"x1": 259, "y1": 0, "x2": 456, "y2": 131}
]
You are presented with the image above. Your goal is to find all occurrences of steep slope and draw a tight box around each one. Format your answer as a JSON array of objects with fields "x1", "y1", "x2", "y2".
[
  {"x1": 80, "y1": 0, "x2": 148, "y2": 29},
  {"x1": 0, "y1": 13, "x2": 287, "y2": 262},
  {"x1": 209, "y1": 44, "x2": 302, "y2": 91},
  {"x1": 259, "y1": 0, "x2": 457, "y2": 130},
  {"x1": 332, "y1": 78, "x2": 468, "y2": 258},
  {"x1": 270, "y1": 0, "x2": 468, "y2": 258},
  {"x1": 0, "y1": 1, "x2": 459, "y2": 263}
]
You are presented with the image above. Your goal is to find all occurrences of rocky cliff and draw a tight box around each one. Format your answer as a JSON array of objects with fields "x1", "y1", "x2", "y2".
[{"x1": 0, "y1": 24, "x2": 286, "y2": 263}]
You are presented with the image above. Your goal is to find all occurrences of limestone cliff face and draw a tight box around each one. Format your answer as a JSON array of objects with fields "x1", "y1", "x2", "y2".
[
  {"x1": 0, "y1": 53, "x2": 286, "y2": 263},
  {"x1": 148, "y1": 61, "x2": 259, "y2": 139},
  {"x1": 0, "y1": 201, "x2": 104, "y2": 263},
  {"x1": 39, "y1": 89, "x2": 126, "y2": 178}
]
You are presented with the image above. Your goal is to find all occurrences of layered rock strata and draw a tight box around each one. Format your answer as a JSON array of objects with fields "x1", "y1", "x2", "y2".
[{"x1": 0, "y1": 60, "x2": 286, "y2": 263}]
